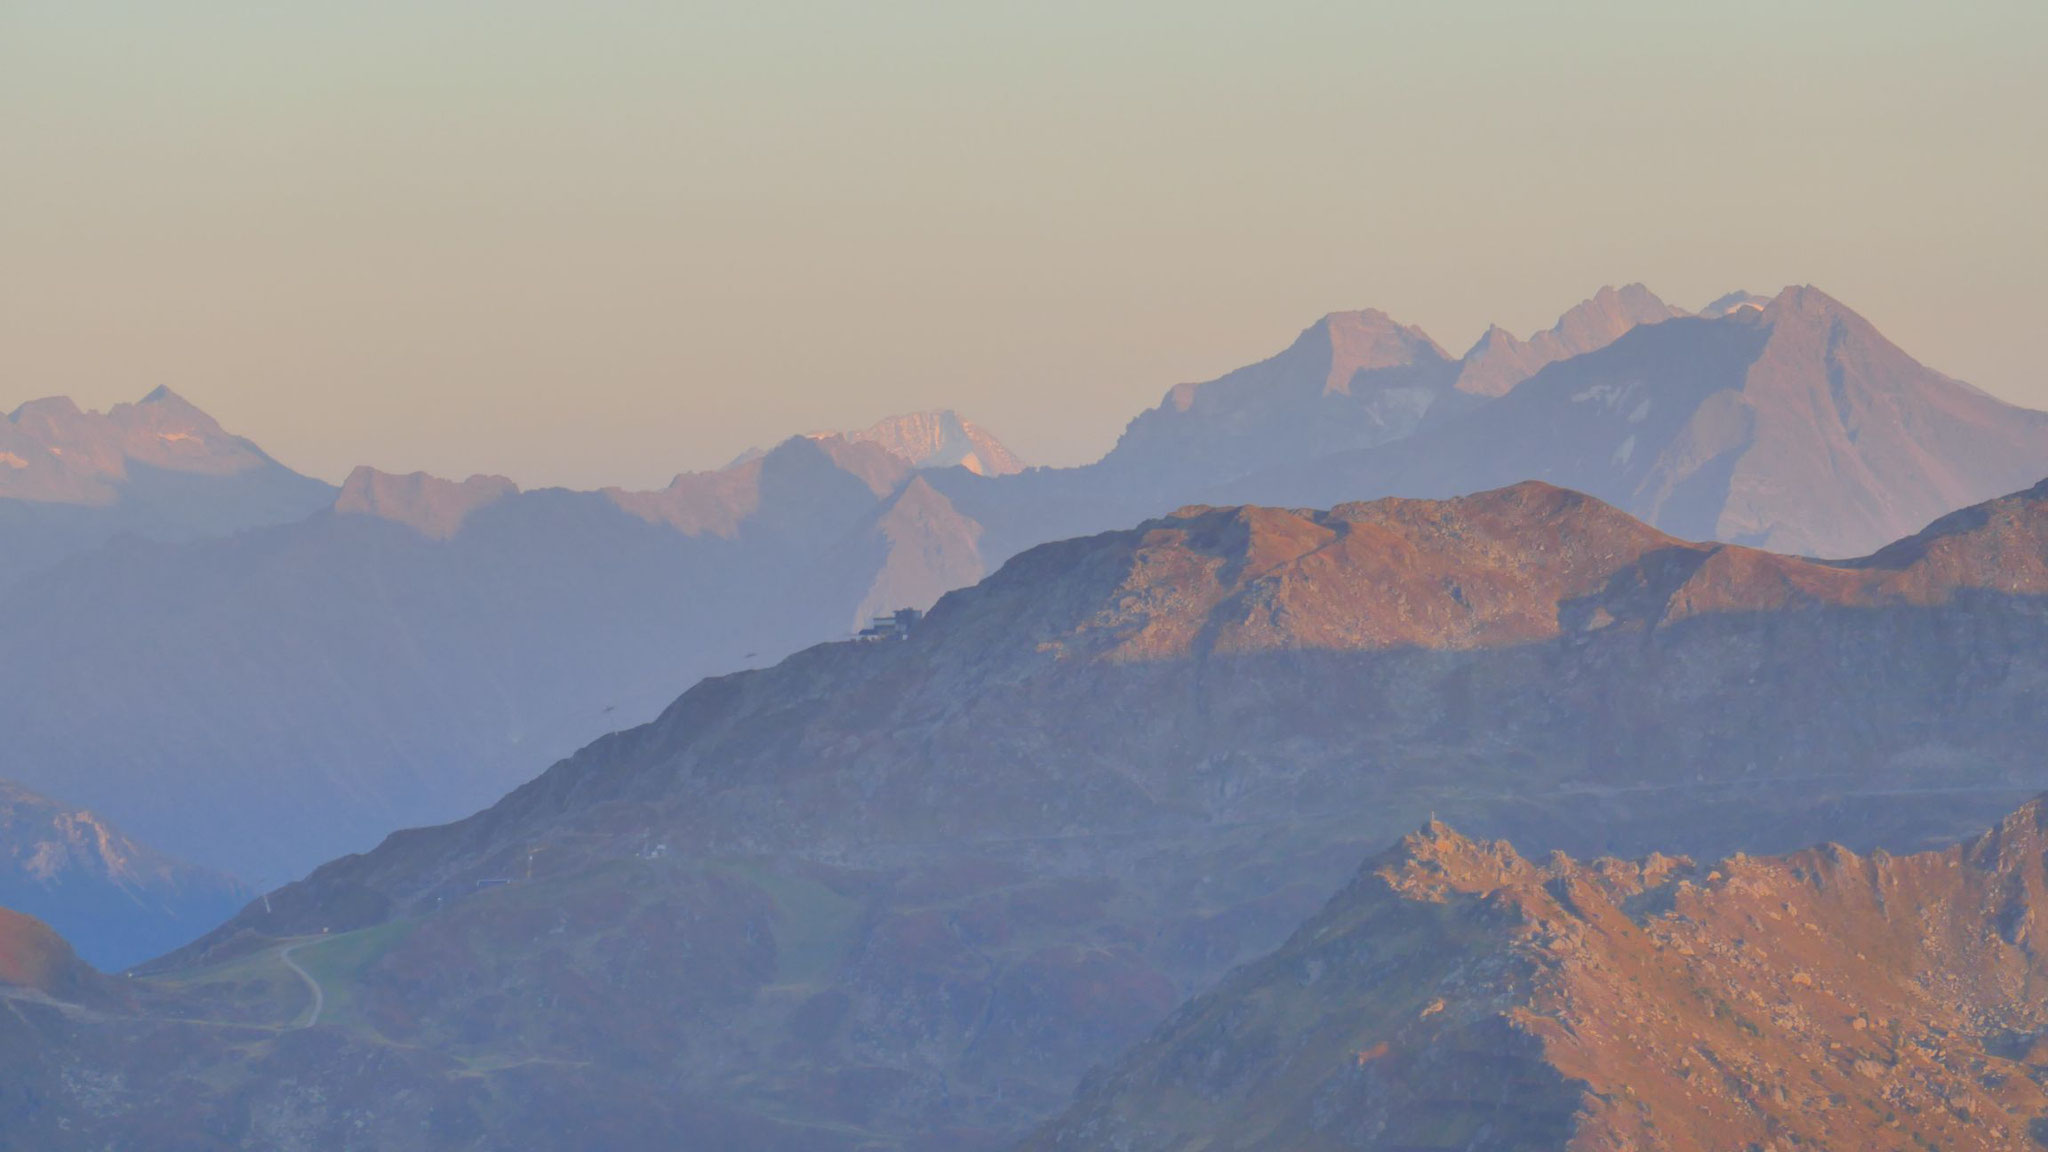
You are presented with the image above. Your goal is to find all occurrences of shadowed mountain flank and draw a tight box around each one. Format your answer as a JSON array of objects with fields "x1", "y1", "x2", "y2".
[
  {"x1": 1453, "y1": 282, "x2": 1685, "y2": 398},
  {"x1": 1094, "y1": 309, "x2": 1460, "y2": 498}
]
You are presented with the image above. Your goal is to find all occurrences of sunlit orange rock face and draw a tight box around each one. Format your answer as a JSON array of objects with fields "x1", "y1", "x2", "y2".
[
  {"x1": 1003, "y1": 474, "x2": 2048, "y2": 663},
  {"x1": 0, "y1": 387, "x2": 277, "y2": 505},
  {"x1": 1028, "y1": 801, "x2": 2048, "y2": 1152},
  {"x1": 0, "y1": 908, "x2": 98, "y2": 1002}
]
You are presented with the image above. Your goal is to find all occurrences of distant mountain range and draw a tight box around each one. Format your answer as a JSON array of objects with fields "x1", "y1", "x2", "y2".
[
  {"x1": 0, "y1": 387, "x2": 335, "y2": 592},
  {"x1": 3, "y1": 284, "x2": 2043, "y2": 901},
  {"x1": 935, "y1": 283, "x2": 2048, "y2": 562},
  {"x1": 0, "y1": 432, "x2": 981, "y2": 882},
  {"x1": 0, "y1": 476, "x2": 2025, "y2": 1149},
  {"x1": 1026, "y1": 800, "x2": 2048, "y2": 1152},
  {"x1": 1217, "y1": 286, "x2": 2048, "y2": 557},
  {"x1": 727, "y1": 409, "x2": 1026, "y2": 476},
  {"x1": 0, "y1": 780, "x2": 246, "y2": 970}
]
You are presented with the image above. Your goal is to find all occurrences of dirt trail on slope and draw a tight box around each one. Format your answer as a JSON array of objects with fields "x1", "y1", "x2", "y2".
[{"x1": 277, "y1": 942, "x2": 324, "y2": 1029}]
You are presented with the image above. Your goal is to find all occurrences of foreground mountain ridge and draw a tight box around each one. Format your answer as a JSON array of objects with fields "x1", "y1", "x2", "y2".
[
  {"x1": 1027, "y1": 798, "x2": 2048, "y2": 1151},
  {"x1": 36, "y1": 476, "x2": 2026, "y2": 1151}
]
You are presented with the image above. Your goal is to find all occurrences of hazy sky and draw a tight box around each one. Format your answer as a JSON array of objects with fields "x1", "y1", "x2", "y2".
[{"x1": 5, "y1": 1, "x2": 2044, "y2": 489}]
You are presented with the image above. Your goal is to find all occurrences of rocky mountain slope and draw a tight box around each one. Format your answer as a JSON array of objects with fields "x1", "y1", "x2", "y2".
[
  {"x1": 1027, "y1": 799, "x2": 2048, "y2": 1151},
  {"x1": 3, "y1": 478, "x2": 2029, "y2": 1149},
  {"x1": 0, "y1": 387, "x2": 335, "y2": 591},
  {"x1": 0, "y1": 781, "x2": 247, "y2": 970}
]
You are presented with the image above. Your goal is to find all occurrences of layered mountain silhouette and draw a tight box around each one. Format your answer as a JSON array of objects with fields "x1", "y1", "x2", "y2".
[
  {"x1": 1027, "y1": 802, "x2": 2048, "y2": 1151},
  {"x1": 1224, "y1": 286, "x2": 2048, "y2": 557},
  {"x1": 0, "y1": 478, "x2": 2031, "y2": 1149},
  {"x1": 934, "y1": 284, "x2": 2048, "y2": 563},
  {"x1": 0, "y1": 781, "x2": 247, "y2": 970},
  {"x1": 0, "y1": 432, "x2": 984, "y2": 882},
  {"x1": 0, "y1": 387, "x2": 335, "y2": 591},
  {"x1": 6, "y1": 284, "x2": 2043, "y2": 901}
]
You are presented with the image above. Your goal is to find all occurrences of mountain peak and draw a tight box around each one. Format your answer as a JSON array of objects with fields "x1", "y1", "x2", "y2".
[
  {"x1": 7, "y1": 395, "x2": 84, "y2": 424},
  {"x1": 1555, "y1": 283, "x2": 1679, "y2": 338},
  {"x1": 334, "y1": 466, "x2": 517, "y2": 539},
  {"x1": 839, "y1": 409, "x2": 1025, "y2": 476},
  {"x1": 1376, "y1": 819, "x2": 1533, "y2": 902},
  {"x1": 0, "y1": 389, "x2": 291, "y2": 505},
  {"x1": 137, "y1": 385, "x2": 201, "y2": 411},
  {"x1": 1453, "y1": 284, "x2": 1680, "y2": 397},
  {"x1": 1310, "y1": 309, "x2": 1450, "y2": 393},
  {"x1": 1699, "y1": 289, "x2": 1771, "y2": 318},
  {"x1": 1760, "y1": 282, "x2": 1853, "y2": 322}
]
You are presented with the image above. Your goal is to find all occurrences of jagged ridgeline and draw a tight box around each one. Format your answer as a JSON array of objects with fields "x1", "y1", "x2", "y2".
[
  {"x1": 6, "y1": 476, "x2": 2048, "y2": 1149},
  {"x1": 1025, "y1": 802, "x2": 2048, "y2": 1152}
]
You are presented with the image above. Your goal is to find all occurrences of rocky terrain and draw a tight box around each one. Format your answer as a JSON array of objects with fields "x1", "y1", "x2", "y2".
[
  {"x1": 0, "y1": 781, "x2": 246, "y2": 970},
  {"x1": 0, "y1": 477, "x2": 2036, "y2": 1148},
  {"x1": 1027, "y1": 799, "x2": 2048, "y2": 1151}
]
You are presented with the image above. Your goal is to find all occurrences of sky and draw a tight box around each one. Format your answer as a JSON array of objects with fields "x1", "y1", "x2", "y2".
[{"x1": 4, "y1": 1, "x2": 2045, "y2": 490}]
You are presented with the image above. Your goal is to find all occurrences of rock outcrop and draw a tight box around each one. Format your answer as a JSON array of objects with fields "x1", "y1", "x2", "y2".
[{"x1": 1028, "y1": 800, "x2": 2048, "y2": 1151}]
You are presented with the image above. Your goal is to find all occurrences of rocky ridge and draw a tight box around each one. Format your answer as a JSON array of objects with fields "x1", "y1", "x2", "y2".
[{"x1": 1027, "y1": 799, "x2": 2048, "y2": 1151}]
